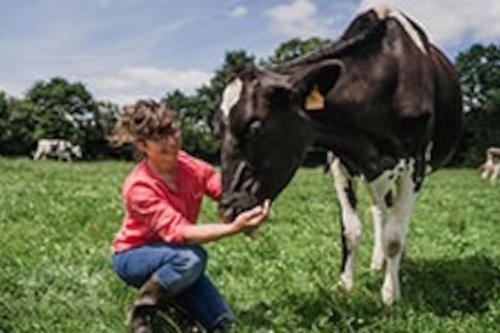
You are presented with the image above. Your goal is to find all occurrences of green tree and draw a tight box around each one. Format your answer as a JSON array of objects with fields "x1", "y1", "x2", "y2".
[
  {"x1": 163, "y1": 89, "x2": 214, "y2": 155},
  {"x1": 0, "y1": 91, "x2": 10, "y2": 150},
  {"x1": 83, "y1": 101, "x2": 121, "y2": 158},
  {"x1": 455, "y1": 44, "x2": 500, "y2": 166},
  {"x1": 25, "y1": 77, "x2": 99, "y2": 147},
  {"x1": 1, "y1": 82, "x2": 120, "y2": 158},
  {"x1": 2, "y1": 99, "x2": 41, "y2": 155},
  {"x1": 164, "y1": 50, "x2": 255, "y2": 161},
  {"x1": 264, "y1": 37, "x2": 332, "y2": 66},
  {"x1": 456, "y1": 44, "x2": 500, "y2": 113},
  {"x1": 0, "y1": 91, "x2": 7, "y2": 114}
]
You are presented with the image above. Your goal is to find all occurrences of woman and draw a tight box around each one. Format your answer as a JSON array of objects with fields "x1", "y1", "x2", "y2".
[{"x1": 110, "y1": 99, "x2": 270, "y2": 332}]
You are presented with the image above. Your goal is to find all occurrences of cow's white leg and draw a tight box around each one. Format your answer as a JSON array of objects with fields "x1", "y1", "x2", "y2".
[
  {"x1": 330, "y1": 159, "x2": 362, "y2": 292},
  {"x1": 370, "y1": 204, "x2": 386, "y2": 271},
  {"x1": 482, "y1": 161, "x2": 493, "y2": 180},
  {"x1": 481, "y1": 166, "x2": 489, "y2": 180},
  {"x1": 491, "y1": 164, "x2": 500, "y2": 184},
  {"x1": 381, "y1": 166, "x2": 417, "y2": 306},
  {"x1": 367, "y1": 170, "x2": 395, "y2": 271},
  {"x1": 33, "y1": 149, "x2": 42, "y2": 160}
]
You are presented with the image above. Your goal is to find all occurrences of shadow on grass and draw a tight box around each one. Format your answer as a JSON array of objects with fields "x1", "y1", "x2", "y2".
[
  {"x1": 400, "y1": 254, "x2": 500, "y2": 316},
  {"x1": 237, "y1": 287, "x2": 384, "y2": 331},
  {"x1": 237, "y1": 255, "x2": 500, "y2": 330},
  {"x1": 237, "y1": 295, "x2": 338, "y2": 331}
]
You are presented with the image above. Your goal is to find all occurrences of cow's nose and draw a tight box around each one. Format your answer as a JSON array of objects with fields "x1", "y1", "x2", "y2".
[
  {"x1": 219, "y1": 195, "x2": 233, "y2": 207},
  {"x1": 218, "y1": 206, "x2": 234, "y2": 224},
  {"x1": 218, "y1": 195, "x2": 236, "y2": 223}
]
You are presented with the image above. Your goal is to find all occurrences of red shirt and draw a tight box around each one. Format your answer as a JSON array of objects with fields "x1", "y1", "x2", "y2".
[{"x1": 112, "y1": 151, "x2": 221, "y2": 253}]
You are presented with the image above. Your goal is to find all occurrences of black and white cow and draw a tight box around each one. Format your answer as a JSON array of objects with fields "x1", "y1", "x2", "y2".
[
  {"x1": 215, "y1": 6, "x2": 462, "y2": 305},
  {"x1": 33, "y1": 139, "x2": 82, "y2": 162}
]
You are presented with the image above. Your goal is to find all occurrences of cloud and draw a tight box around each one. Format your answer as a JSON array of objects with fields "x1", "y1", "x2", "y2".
[
  {"x1": 357, "y1": 0, "x2": 500, "y2": 48},
  {"x1": 265, "y1": 0, "x2": 330, "y2": 38},
  {"x1": 93, "y1": 66, "x2": 211, "y2": 91},
  {"x1": 96, "y1": 93, "x2": 157, "y2": 106},
  {"x1": 88, "y1": 66, "x2": 212, "y2": 105},
  {"x1": 228, "y1": 6, "x2": 248, "y2": 19}
]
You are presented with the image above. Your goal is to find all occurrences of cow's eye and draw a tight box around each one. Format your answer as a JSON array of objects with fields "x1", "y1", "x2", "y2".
[{"x1": 246, "y1": 120, "x2": 263, "y2": 139}]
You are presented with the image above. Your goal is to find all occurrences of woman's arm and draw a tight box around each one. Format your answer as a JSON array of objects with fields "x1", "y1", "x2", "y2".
[
  {"x1": 182, "y1": 200, "x2": 270, "y2": 245},
  {"x1": 181, "y1": 223, "x2": 240, "y2": 245}
]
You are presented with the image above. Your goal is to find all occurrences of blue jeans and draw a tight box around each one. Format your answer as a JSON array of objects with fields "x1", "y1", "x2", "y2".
[{"x1": 112, "y1": 243, "x2": 235, "y2": 330}]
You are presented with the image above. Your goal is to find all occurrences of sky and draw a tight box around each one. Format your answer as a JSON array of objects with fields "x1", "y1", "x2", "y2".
[{"x1": 1, "y1": 0, "x2": 499, "y2": 105}]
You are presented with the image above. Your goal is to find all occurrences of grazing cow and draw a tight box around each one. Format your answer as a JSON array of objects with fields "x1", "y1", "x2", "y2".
[
  {"x1": 481, "y1": 147, "x2": 500, "y2": 184},
  {"x1": 33, "y1": 139, "x2": 82, "y2": 162},
  {"x1": 215, "y1": 6, "x2": 462, "y2": 305}
]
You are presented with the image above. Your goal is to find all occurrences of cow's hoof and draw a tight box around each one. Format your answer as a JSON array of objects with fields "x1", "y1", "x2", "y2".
[
  {"x1": 338, "y1": 274, "x2": 354, "y2": 293},
  {"x1": 381, "y1": 284, "x2": 400, "y2": 306},
  {"x1": 370, "y1": 262, "x2": 384, "y2": 272}
]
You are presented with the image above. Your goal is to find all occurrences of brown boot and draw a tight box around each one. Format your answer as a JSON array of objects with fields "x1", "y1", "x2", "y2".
[{"x1": 128, "y1": 275, "x2": 172, "y2": 333}]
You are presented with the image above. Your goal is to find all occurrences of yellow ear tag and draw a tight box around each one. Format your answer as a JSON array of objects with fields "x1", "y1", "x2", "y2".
[{"x1": 305, "y1": 85, "x2": 325, "y2": 111}]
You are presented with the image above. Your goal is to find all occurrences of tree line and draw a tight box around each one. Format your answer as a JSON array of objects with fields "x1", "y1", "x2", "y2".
[{"x1": 0, "y1": 39, "x2": 498, "y2": 166}]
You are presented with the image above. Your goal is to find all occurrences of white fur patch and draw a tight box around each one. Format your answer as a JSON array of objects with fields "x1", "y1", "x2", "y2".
[
  {"x1": 369, "y1": 159, "x2": 406, "y2": 197},
  {"x1": 373, "y1": 5, "x2": 427, "y2": 54},
  {"x1": 425, "y1": 142, "x2": 434, "y2": 174},
  {"x1": 221, "y1": 78, "x2": 243, "y2": 119},
  {"x1": 370, "y1": 204, "x2": 385, "y2": 271},
  {"x1": 331, "y1": 159, "x2": 362, "y2": 292},
  {"x1": 425, "y1": 142, "x2": 433, "y2": 163},
  {"x1": 331, "y1": 160, "x2": 362, "y2": 251},
  {"x1": 373, "y1": 5, "x2": 394, "y2": 19}
]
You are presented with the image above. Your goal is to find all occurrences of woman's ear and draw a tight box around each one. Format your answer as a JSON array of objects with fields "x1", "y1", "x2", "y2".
[{"x1": 134, "y1": 140, "x2": 148, "y2": 154}]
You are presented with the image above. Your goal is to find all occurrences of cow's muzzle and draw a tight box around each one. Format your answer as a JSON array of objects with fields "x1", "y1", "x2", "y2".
[{"x1": 218, "y1": 192, "x2": 260, "y2": 223}]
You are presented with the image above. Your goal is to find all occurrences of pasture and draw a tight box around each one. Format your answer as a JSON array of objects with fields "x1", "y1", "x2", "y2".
[{"x1": 0, "y1": 158, "x2": 499, "y2": 332}]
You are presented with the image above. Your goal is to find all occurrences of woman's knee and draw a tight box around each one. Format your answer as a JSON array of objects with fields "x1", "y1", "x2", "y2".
[
  {"x1": 166, "y1": 246, "x2": 207, "y2": 282},
  {"x1": 190, "y1": 245, "x2": 208, "y2": 268},
  {"x1": 150, "y1": 245, "x2": 209, "y2": 294},
  {"x1": 183, "y1": 246, "x2": 208, "y2": 279}
]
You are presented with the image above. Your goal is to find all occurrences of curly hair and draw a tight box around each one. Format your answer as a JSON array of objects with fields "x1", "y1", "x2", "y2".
[{"x1": 111, "y1": 99, "x2": 178, "y2": 147}]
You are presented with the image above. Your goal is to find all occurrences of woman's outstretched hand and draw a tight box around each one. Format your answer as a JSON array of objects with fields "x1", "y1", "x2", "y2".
[{"x1": 232, "y1": 200, "x2": 271, "y2": 238}]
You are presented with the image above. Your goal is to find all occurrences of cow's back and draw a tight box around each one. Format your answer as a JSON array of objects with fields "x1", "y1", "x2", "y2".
[{"x1": 429, "y1": 45, "x2": 463, "y2": 169}]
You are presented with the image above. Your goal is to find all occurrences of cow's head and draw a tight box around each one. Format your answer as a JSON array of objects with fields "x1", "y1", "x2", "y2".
[{"x1": 215, "y1": 60, "x2": 342, "y2": 221}]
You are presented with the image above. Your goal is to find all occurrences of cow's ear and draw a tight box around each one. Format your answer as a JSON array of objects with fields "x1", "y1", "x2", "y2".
[{"x1": 290, "y1": 60, "x2": 343, "y2": 111}]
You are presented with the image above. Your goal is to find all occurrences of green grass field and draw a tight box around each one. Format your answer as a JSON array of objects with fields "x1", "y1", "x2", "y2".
[{"x1": 1, "y1": 158, "x2": 499, "y2": 333}]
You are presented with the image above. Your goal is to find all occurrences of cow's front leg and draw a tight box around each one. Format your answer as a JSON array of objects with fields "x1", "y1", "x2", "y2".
[
  {"x1": 330, "y1": 159, "x2": 362, "y2": 292},
  {"x1": 367, "y1": 175, "x2": 394, "y2": 271},
  {"x1": 381, "y1": 167, "x2": 417, "y2": 306},
  {"x1": 491, "y1": 164, "x2": 500, "y2": 184},
  {"x1": 481, "y1": 164, "x2": 491, "y2": 180}
]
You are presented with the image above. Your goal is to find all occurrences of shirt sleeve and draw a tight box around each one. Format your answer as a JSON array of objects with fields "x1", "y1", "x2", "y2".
[
  {"x1": 125, "y1": 182, "x2": 192, "y2": 244},
  {"x1": 201, "y1": 162, "x2": 222, "y2": 201}
]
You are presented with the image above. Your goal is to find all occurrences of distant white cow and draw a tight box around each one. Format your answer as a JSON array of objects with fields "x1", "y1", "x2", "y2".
[
  {"x1": 481, "y1": 147, "x2": 500, "y2": 184},
  {"x1": 33, "y1": 139, "x2": 82, "y2": 162}
]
